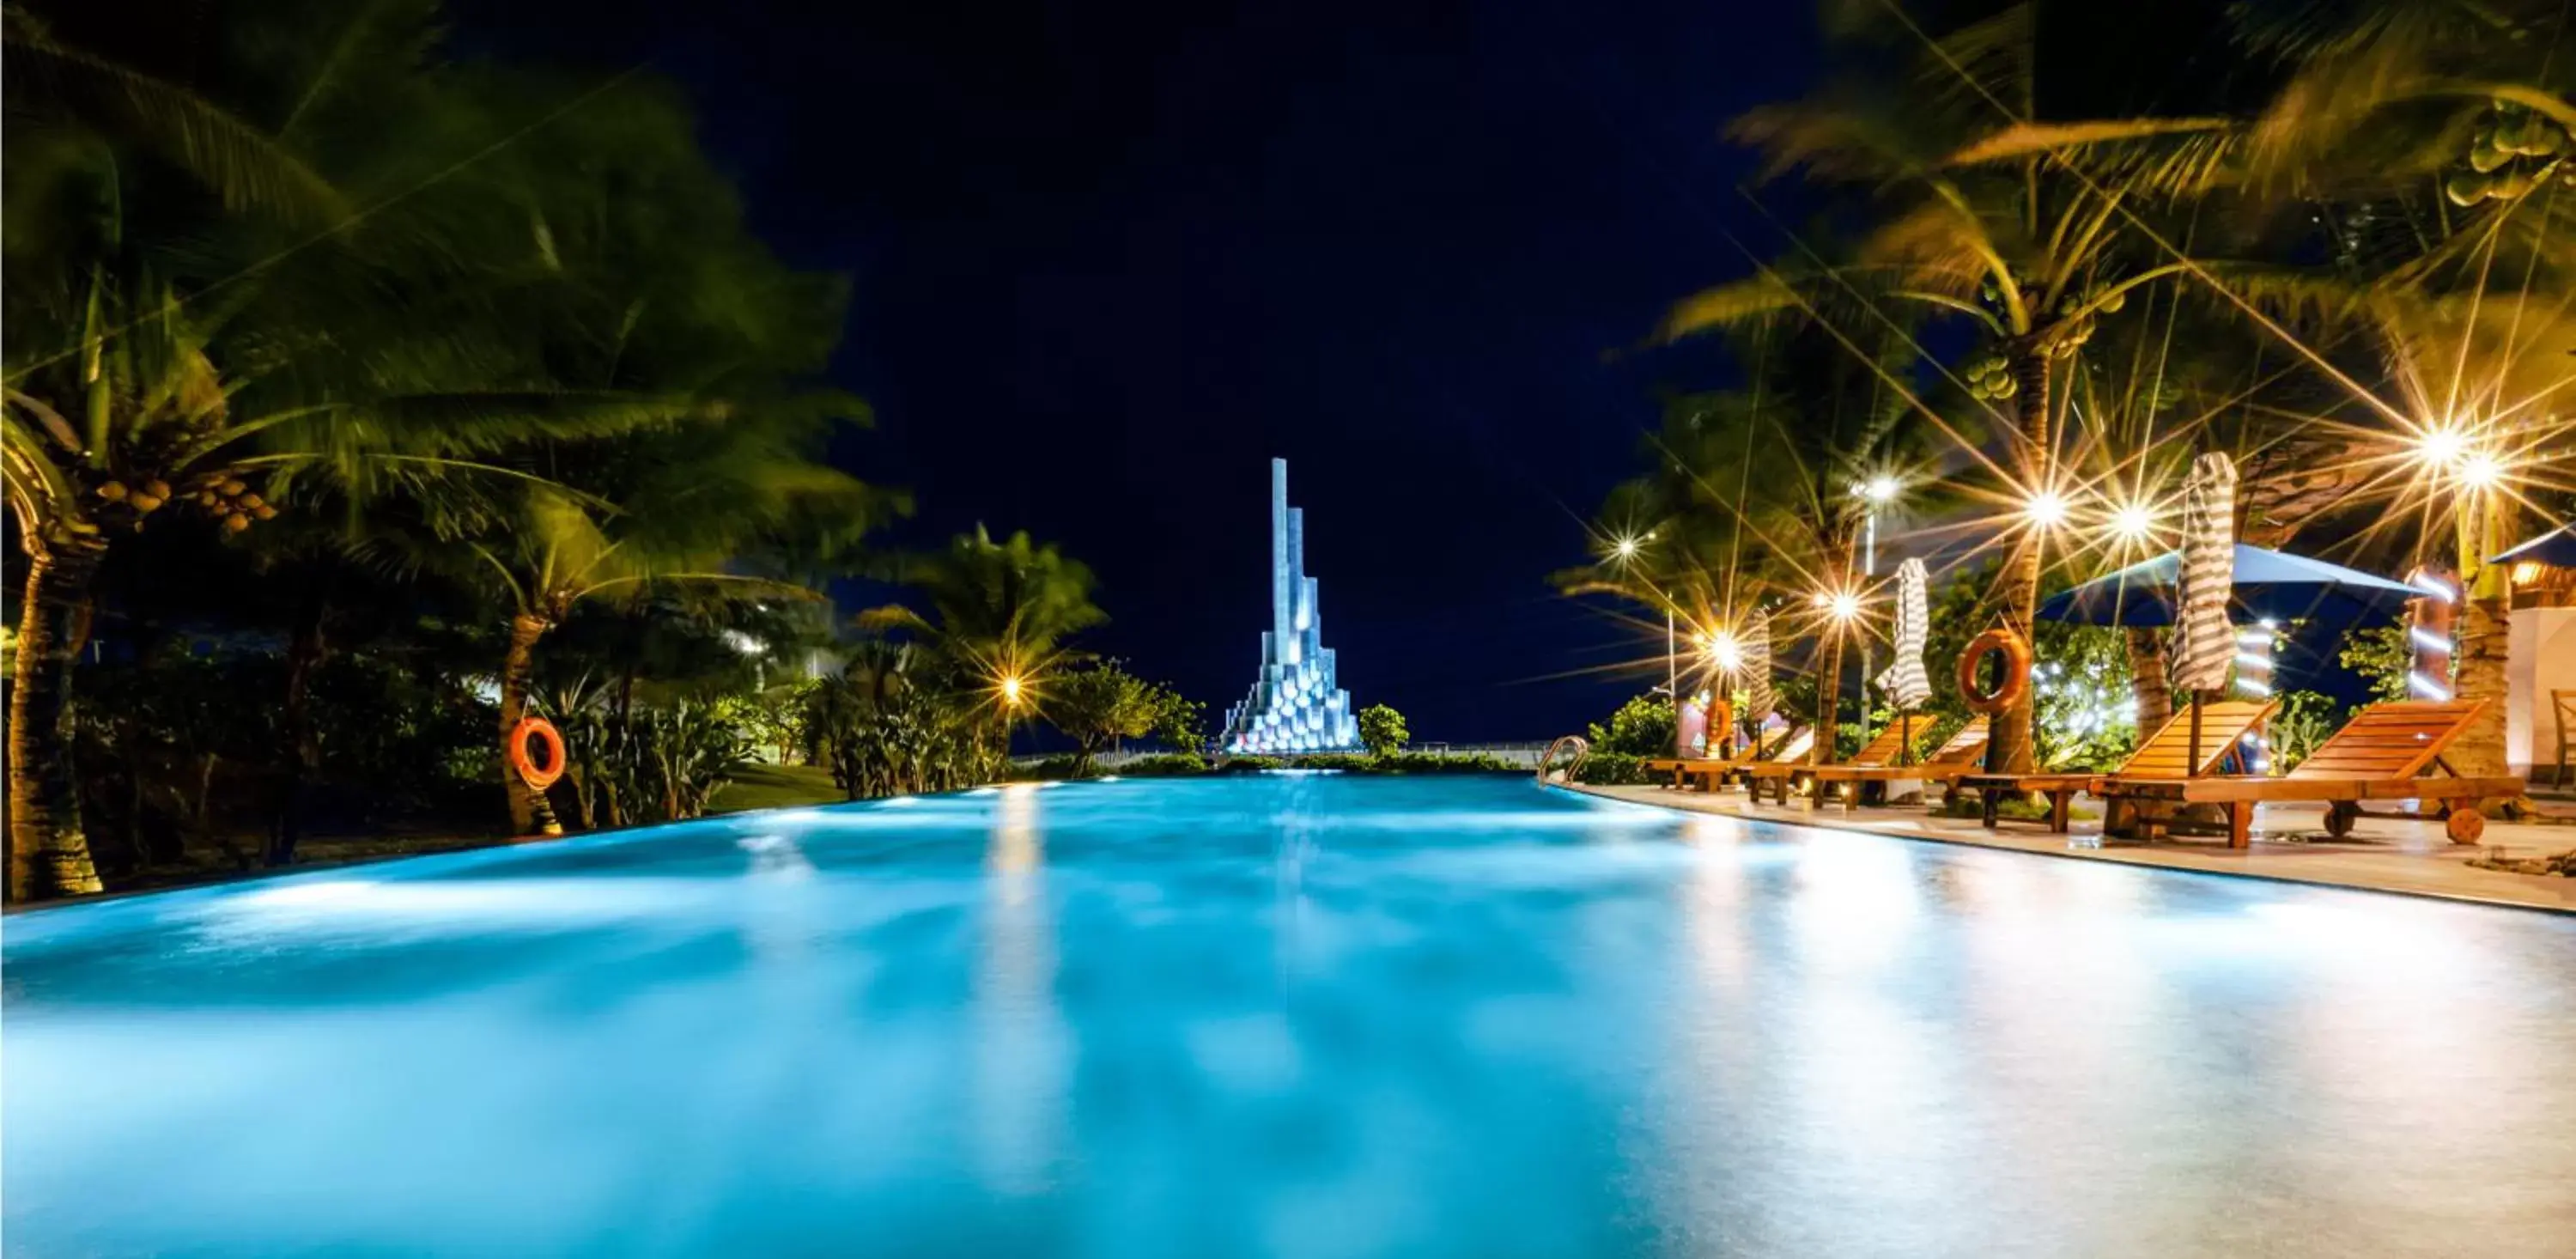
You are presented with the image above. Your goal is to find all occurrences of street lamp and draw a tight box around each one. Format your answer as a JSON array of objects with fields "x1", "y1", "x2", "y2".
[
  {"x1": 2458, "y1": 450, "x2": 2504, "y2": 491},
  {"x1": 2109, "y1": 501, "x2": 2157, "y2": 544},
  {"x1": 2415, "y1": 424, "x2": 2470, "y2": 471},
  {"x1": 2024, "y1": 490, "x2": 2069, "y2": 529},
  {"x1": 1704, "y1": 630, "x2": 1741, "y2": 674},
  {"x1": 1850, "y1": 476, "x2": 1900, "y2": 744}
]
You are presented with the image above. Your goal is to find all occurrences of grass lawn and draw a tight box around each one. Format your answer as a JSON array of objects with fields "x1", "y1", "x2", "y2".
[{"x1": 708, "y1": 763, "x2": 847, "y2": 814}]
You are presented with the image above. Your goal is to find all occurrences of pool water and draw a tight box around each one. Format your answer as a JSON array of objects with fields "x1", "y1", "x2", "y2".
[{"x1": 5, "y1": 774, "x2": 2573, "y2": 1257}]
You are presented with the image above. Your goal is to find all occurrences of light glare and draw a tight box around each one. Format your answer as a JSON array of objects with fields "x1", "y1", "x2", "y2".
[{"x1": 2110, "y1": 503, "x2": 2156, "y2": 541}]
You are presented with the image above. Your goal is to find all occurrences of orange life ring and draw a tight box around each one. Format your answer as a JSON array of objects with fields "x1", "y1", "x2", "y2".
[
  {"x1": 508, "y1": 716, "x2": 566, "y2": 790},
  {"x1": 1708, "y1": 698, "x2": 1733, "y2": 738},
  {"x1": 1957, "y1": 627, "x2": 2032, "y2": 715}
]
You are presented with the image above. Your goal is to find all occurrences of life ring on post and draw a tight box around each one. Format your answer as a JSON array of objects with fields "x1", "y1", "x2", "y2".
[
  {"x1": 508, "y1": 716, "x2": 567, "y2": 791},
  {"x1": 1957, "y1": 627, "x2": 2032, "y2": 716}
]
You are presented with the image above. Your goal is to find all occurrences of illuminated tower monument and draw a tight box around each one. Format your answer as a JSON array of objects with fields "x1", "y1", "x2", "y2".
[{"x1": 1222, "y1": 459, "x2": 1360, "y2": 753}]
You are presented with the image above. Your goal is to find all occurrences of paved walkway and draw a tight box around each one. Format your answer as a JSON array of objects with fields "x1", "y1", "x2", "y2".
[{"x1": 1563, "y1": 782, "x2": 2576, "y2": 915}]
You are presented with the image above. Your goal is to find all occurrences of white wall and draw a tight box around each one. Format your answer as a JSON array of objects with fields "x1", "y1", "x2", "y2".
[{"x1": 2506, "y1": 606, "x2": 2576, "y2": 781}]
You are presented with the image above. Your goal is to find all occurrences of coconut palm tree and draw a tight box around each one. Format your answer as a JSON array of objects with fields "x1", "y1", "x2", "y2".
[
  {"x1": 453, "y1": 424, "x2": 890, "y2": 831},
  {"x1": 1657, "y1": 3, "x2": 2246, "y2": 772},
  {"x1": 861, "y1": 526, "x2": 1109, "y2": 691},
  {"x1": 1584, "y1": 316, "x2": 1950, "y2": 760},
  {"x1": 5, "y1": 2, "x2": 896, "y2": 891}
]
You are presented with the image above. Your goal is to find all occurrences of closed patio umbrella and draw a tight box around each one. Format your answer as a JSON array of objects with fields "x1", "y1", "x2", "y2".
[
  {"x1": 2169, "y1": 451, "x2": 2238, "y2": 773},
  {"x1": 1875, "y1": 558, "x2": 1931, "y2": 763}
]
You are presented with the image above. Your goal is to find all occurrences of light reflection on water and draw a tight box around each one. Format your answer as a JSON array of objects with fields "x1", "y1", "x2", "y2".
[{"x1": 3, "y1": 775, "x2": 2572, "y2": 1257}]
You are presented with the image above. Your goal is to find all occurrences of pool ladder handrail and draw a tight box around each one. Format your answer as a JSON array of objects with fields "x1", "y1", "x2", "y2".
[{"x1": 1538, "y1": 734, "x2": 1590, "y2": 784}]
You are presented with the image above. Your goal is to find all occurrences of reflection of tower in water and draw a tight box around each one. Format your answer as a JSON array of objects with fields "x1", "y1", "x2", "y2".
[
  {"x1": 973, "y1": 784, "x2": 1065, "y2": 1194},
  {"x1": 1272, "y1": 773, "x2": 1322, "y2": 983}
]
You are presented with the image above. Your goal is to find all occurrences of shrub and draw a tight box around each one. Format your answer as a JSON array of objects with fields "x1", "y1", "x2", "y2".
[
  {"x1": 1588, "y1": 694, "x2": 1676, "y2": 757},
  {"x1": 1936, "y1": 792, "x2": 2096, "y2": 822},
  {"x1": 1364, "y1": 751, "x2": 1519, "y2": 774},
  {"x1": 1571, "y1": 751, "x2": 1649, "y2": 784},
  {"x1": 1018, "y1": 754, "x2": 1085, "y2": 781},
  {"x1": 1295, "y1": 752, "x2": 1377, "y2": 772},
  {"x1": 1356, "y1": 704, "x2": 1409, "y2": 756},
  {"x1": 1121, "y1": 753, "x2": 1207, "y2": 776},
  {"x1": 2338, "y1": 623, "x2": 2414, "y2": 704},
  {"x1": 1213, "y1": 755, "x2": 1285, "y2": 773},
  {"x1": 2268, "y1": 690, "x2": 2344, "y2": 773}
]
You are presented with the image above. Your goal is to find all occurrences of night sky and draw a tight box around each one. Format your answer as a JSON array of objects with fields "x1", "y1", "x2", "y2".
[{"x1": 456, "y1": 0, "x2": 1814, "y2": 740}]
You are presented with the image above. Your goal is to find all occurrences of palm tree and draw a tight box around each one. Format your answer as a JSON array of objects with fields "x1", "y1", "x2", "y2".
[
  {"x1": 2139, "y1": 3, "x2": 2576, "y2": 799},
  {"x1": 457, "y1": 433, "x2": 888, "y2": 831},
  {"x1": 1585, "y1": 318, "x2": 1946, "y2": 760},
  {"x1": 5, "y1": 3, "x2": 896, "y2": 889},
  {"x1": 1658, "y1": 4, "x2": 2238, "y2": 772},
  {"x1": 862, "y1": 526, "x2": 1108, "y2": 691}
]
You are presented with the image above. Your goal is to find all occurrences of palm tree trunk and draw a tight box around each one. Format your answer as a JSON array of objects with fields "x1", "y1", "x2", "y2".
[
  {"x1": 1812, "y1": 633, "x2": 1845, "y2": 766},
  {"x1": 497, "y1": 610, "x2": 550, "y2": 833},
  {"x1": 267, "y1": 592, "x2": 329, "y2": 867},
  {"x1": 2449, "y1": 495, "x2": 2522, "y2": 812},
  {"x1": 2125, "y1": 627, "x2": 2171, "y2": 735},
  {"x1": 2451, "y1": 594, "x2": 2512, "y2": 783},
  {"x1": 8, "y1": 534, "x2": 110, "y2": 901},
  {"x1": 1984, "y1": 344, "x2": 2054, "y2": 775}
]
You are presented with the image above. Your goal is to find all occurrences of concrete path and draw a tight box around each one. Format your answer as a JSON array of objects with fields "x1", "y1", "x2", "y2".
[{"x1": 1564, "y1": 782, "x2": 2576, "y2": 915}]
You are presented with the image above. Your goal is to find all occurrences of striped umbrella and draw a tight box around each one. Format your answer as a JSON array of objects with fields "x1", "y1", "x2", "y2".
[
  {"x1": 1874, "y1": 557, "x2": 1932, "y2": 711},
  {"x1": 2167, "y1": 451, "x2": 2239, "y2": 696},
  {"x1": 1738, "y1": 607, "x2": 1775, "y2": 725}
]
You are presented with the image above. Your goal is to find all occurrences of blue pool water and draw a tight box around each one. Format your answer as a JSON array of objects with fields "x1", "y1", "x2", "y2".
[{"x1": 5, "y1": 774, "x2": 2573, "y2": 1257}]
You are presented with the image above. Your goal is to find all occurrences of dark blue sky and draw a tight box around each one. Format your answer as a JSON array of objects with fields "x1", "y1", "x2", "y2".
[{"x1": 458, "y1": 0, "x2": 1813, "y2": 739}]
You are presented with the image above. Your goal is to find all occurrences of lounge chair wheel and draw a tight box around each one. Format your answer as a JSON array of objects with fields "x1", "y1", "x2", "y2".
[
  {"x1": 2324, "y1": 801, "x2": 2358, "y2": 838},
  {"x1": 2444, "y1": 806, "x2": 2485, "y2": 844}
]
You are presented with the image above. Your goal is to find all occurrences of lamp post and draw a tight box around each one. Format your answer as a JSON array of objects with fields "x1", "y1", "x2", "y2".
[{"x1": 1853, "y1": 477, "x2": 1899, "y2": 742}]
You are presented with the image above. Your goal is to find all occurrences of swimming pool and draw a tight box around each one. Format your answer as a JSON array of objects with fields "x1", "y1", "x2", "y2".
[{"x1": 5, "y1": 774, "x2": 2572, "y2": 1256}]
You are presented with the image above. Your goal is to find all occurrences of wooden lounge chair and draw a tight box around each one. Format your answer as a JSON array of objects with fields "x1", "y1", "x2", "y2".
[
  {"x1": 1805, "y1": 715, "x2": 1991, "y2": 812},
  {"x1": 2167, "y1": 699, "x2": 2524, "y2": 848},
  {"x1": 1961, "y1": 699, "x2": 2277, "y2": 834},
  {"x1": 1744, "y1": 721, "x2": 1914, "y2": 806},
  {"x1": 1663, "y1": 726, "x2": 1812, "y2": 793}
]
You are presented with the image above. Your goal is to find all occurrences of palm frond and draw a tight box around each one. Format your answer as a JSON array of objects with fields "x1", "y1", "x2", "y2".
[{"x1": 7, "y1": 38, "x2": 349, "y2": 228}]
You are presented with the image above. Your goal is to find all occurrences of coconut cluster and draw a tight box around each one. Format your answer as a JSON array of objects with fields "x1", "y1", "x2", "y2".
[
  {"x1": 2446, "y1": 104, "x2": 2572, "y2": 206},
  {"x1": 92, "y1": 469, "x2": 276, "y2": 533},
  {"x1": 1964, "y1": 356, "x2": 2020, "y2": 400}
]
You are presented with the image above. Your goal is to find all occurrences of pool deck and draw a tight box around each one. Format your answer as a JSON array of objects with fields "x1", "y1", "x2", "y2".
[{"x1": 1562, "y1": 782, "x2": 2576, "y2": 915}]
